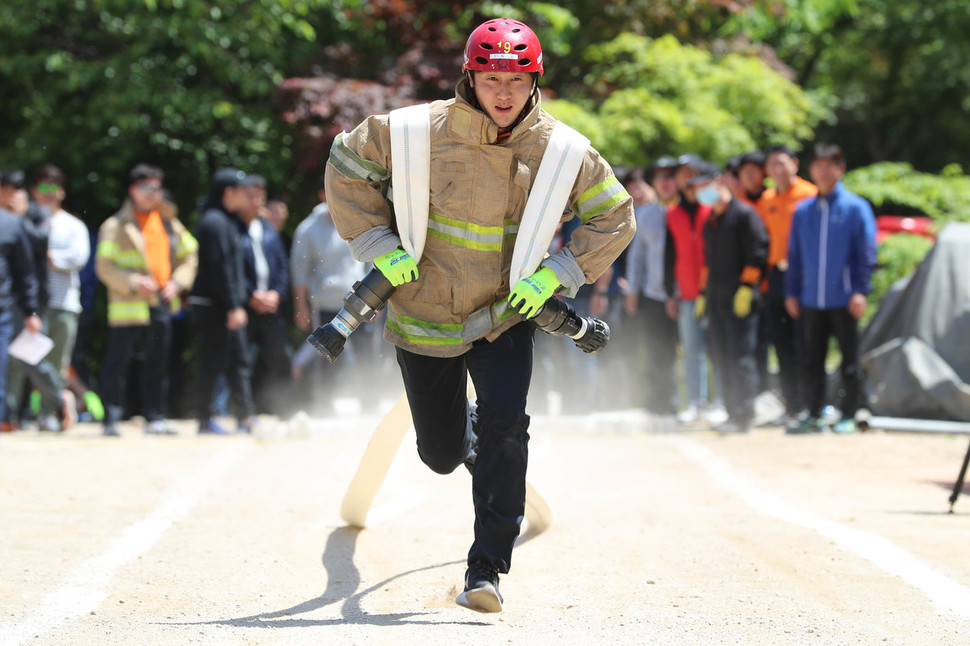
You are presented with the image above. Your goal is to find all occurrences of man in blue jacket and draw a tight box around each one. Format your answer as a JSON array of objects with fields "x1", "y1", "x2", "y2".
[{"x1": 785, "y1": 143, "x2": 876, "y2": 433}]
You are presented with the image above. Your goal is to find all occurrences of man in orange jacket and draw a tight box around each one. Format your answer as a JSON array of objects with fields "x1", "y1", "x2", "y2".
[{"x1": 757, "y1": 145, "x2": 818, "y2": 424}]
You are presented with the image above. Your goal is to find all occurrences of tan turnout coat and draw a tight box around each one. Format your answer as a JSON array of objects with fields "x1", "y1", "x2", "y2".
[
  {"x1": 326, "y1": 78, "x2": 635, "y2": 357},
  {"x1": 95, "y1": 199, "x2": 198, "y2": 327}
]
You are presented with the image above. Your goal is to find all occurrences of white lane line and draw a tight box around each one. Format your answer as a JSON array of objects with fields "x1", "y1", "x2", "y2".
[
  {"x1": 2, "y1": 445, "x2": 249, "y2": 646},
  {"x1": 671, "y1": 437, "x2": 970, "y2": 619}
]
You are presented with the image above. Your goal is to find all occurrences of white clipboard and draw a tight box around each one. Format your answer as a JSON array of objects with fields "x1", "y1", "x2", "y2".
[{"x1": 8, "y1": 329, "x2": 54, "y2": 366}]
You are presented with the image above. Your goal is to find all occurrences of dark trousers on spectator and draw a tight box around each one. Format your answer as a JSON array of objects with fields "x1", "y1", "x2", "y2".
[
  {"x1": 708, "y1": 300, "x2": 759, "y2": 425},
  {"x1": 5, "y1": 308, "x2": 65, "y2": 421},
  {"x1": 754, "y1": 296, "x2": 771, "y2": 394},
  {"x1": 100, "y1": 305, "x2": 171, "y2": 426},
  {"x1": 395, "y1": 322, "x2": 533, "y2": 574},
  {"x1": 0, "y1": 310, "x2": 13, "y2": 423},
  {"x1": 248, "y1": 311, "x2": 292, "y2": 417},
  {"x1": 801, "y1": 307, "x2": 861, "y2": 419},
  {"x1": 192, "y1": 304, "x2": 255, "y2": 422},
  {"x1": 766, "y1": 268, "x2": 803, "y2": 414},
  {"x1": 636, "y1": 295, "x2": 679, "y2": 414}
]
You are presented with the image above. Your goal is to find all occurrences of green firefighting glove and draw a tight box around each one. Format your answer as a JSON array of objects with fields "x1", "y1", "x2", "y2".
[
  {"x1": 733, "y1": 285, "x2": 754, "y2": 318},
  {"x1": 374, "y1": 248, "x2": 418, "y2": 287},
  {"x1": 694, "y1": 294, "x2": 706, "y2": 319},
  {"x1": 508, "y1": 266, "x2": 560, "y2": 319}
]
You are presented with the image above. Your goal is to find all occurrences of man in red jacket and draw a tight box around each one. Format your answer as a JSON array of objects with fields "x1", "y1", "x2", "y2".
[{"x1": 664, "y1": 154, "x2": 718, "y2": 425}]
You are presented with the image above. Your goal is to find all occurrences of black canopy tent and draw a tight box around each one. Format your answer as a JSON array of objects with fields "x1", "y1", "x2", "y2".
[
  {"x1": 860, "y1": 222, "x2": 970, "y2": 421},
  {"x1": 859, "y1": 222, "x2": 970, "y2": 509}
]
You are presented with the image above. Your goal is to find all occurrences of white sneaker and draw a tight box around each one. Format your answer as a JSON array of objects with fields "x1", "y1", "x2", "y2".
[
  {"x1": 704, "y1": 405, "x2": 729, "y2": 426},
  {"x1": 676, "y1": 405, "x2": 700, "y2": 424}
]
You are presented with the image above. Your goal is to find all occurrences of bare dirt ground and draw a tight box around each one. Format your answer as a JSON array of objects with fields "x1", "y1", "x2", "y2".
[{"x1": 2, "y1": 405, "x2": 969, "y2": 646}]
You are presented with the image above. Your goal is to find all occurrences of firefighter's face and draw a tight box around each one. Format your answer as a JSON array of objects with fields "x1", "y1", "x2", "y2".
[{"x1": 469, "y1": 71, "x2": 533, "y2": 129}]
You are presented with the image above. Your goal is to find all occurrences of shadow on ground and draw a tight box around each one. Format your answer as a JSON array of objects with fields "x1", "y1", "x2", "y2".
[{"x1": 172, "y1": 526, "x2": 498, "y2": 629}]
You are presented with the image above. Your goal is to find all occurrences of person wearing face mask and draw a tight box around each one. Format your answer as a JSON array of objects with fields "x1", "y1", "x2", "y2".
[{"x1": 692, "y1": 163, "x2": 769, "y2": 433}]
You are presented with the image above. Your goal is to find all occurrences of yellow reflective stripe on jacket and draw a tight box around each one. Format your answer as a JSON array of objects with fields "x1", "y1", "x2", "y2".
[
  {"x1": 427, "y1": 213, "x2": 504, "y2": 252},
  {"x1": 107, "y1": 301, "x2": 150, "y2": 323},
  {"x1": 98, "y1": 239, "x2": 147, "y2": 269},
  {"x1": 116, "y1": 250, "x2": 148, "y2": 269},
  {"x1": 176, "y1": 230, "x2": 198, "y2": 259},
  {"x1": 330, "y1": 132, "x2": 390, "y2": 183},
  {"x1": 493, "y1": 299, "x2": 516, "y2": 322},
  {"x1": 386, "y1": 311, "x2": 465, "y2": 347},
  {"x1": 386, "y1": 300, "x2": 516, "y2": 346},
  {"x1": 96, "y1": 240, "x2": 121, "y2": 259},
  {"x1": 503, "y1": 219, "x2": 519, "y2": 243},
  {"x1": 575, "y1": 176, "x2": 629, "y2": 223}
]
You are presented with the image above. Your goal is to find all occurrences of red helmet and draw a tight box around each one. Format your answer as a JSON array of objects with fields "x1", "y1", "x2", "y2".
[{"x1": 463, "y1": 18, "x2": 544, "y2": 76}]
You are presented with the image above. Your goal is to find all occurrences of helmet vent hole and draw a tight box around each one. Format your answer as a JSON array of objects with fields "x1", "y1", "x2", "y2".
[
  {"x1": 518, "y1": 58, "x2": 531, "y2": 67},
  {"x1": 512, "y1": 28, "x2": 520, "y2": 33},
  {"x1": 475, "y1": 56, "x2": 489, "y2": 65},
  {"x1": 480, "y1": 43, "x2": 493, "y2": 50},
  {"x1": 514, "y1": 44, "x2": 526, "y2": 51}
]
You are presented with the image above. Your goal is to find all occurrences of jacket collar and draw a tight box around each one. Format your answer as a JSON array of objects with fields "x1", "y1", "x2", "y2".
[
  {"x1": 819, "y1": 180, "x2": 845, "y2": 205},
  {"x1": 114, "y1": 198, "x2": 137, "y2": 224},
  {"x1": 451, "y1": 76, "x2": 542, "y2": 145},
  {"x1": 115, "y1": 198, "x2": 168, "y2": 224}
]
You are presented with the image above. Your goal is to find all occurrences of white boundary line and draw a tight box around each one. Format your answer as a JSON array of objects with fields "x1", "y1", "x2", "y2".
[
  {"x1": 670, "y1": 436, "x2": 970, "y2": 619},
  {"x1": 1, "y1": 445, "x2": 249, "y2": 646}
]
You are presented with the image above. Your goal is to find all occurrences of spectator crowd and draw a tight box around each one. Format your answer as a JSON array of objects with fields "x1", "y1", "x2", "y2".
[
  {"x1": 0, "y1": 142, "x2": 875, "y2": 437},
  {"x1": 547, "y1": 141, "x2": 876, "y2": 434}
]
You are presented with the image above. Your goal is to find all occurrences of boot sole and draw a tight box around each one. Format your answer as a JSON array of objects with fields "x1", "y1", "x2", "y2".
[{"x1": 455, "y1": 585, "x2": 503, "y2": 613}]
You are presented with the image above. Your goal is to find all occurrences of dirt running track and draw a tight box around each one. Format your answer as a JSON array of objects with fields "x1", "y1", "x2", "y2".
[{"x1": 1, "y1": 407, "x2": 969, "y2": 645}]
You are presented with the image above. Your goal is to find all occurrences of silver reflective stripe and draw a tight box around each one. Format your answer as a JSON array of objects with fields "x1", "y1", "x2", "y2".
[
  {"x1": 428, "y1": 213, "x2": 504, "y2": 252},
  {"x1": 330, "y1": 132, "x2": 389, "y2": 183},
  {"x1": 386, "y1": 298, "x2": 517, "y2": 347},
  {"x1": 463, "y1": 306, "x2": 494, "y2": 343},
  {"x1": 576, "y1": 176, "x2": 628, "y2": 222}
]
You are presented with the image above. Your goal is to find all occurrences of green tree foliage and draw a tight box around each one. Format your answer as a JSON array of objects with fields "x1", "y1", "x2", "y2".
[
  {"x1": 0, "y1": 0, "x2": 331, "y2": 224},
  {"x1": 727, "y1": 0, "x2": 970, "y2": 171},
  {"x1": 846, "y1": 162, "x2": 970, "y2": 224},
  {"x1": 545, "y1": 34, "x2": 824, "y2": 167}
]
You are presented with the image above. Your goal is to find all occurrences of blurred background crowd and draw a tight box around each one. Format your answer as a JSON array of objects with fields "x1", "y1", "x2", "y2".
[{"x1": 1, "y1": 2, "x2": 968, "y2": 433}]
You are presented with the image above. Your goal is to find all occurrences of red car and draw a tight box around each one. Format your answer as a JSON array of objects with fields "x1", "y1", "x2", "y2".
[{"x1": 875, "y1": 215, "x2": 935, "y2": 244}]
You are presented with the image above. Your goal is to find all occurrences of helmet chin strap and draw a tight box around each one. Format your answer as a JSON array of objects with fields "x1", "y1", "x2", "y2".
[{"x1": 465, "y1": 72, "x2": 538, "y2": 133}]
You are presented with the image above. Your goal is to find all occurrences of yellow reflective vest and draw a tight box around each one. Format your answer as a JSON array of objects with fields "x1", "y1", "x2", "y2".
[{"x1": 95, "y1": 199, "x2": 198, "y2": 327}]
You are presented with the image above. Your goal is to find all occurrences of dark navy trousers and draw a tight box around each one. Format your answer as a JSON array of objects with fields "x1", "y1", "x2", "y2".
[{"x1": 396, "y1": 322, "x2": 534, "y2": 574}]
